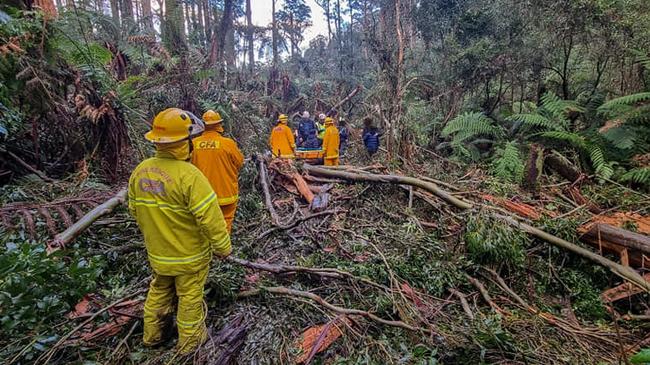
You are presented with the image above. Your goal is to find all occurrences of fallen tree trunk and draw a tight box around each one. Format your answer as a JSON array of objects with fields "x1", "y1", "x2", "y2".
[
  {"x1": 496, "y1": 214, "x2": 650, "y2": 291},
  {"x1": 302, "y1": 165, "x2": 473, "y2": 210},
  {"x1": 302, "y1": 165, "x2": 649, "y2": 292},
  {"x1": 48, "y1": 188, "x2": 128, "y2": 254},
  {"x1": 580, "y1": 223, "x2": 650, "y2": 256}
]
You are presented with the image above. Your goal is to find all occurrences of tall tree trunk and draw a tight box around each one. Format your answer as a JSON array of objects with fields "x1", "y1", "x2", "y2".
[
  {"x1": 203, "y1": 0, "x2": 212, "y2": 42},
  {"x1": 246, "y1": 0, "x2": 254, "y2": 74},
  {"x1": 184, "y1": 2, "x2": 191, "y2": 37},
  {"x1": 290, "y1": 13, "x2": 295, "y2": 58},
  {"x1": 325, "y1": 1, "x2": 332, "y2": 43},
  {"x1": 163, "y1": 0, "x2": 187, "y2": 55},
  {"x1": 272, "y1": 0, "x2": 279, "y2": 66},
  {"x1": 196, "y1": 0, "x2": 204, "y2": 46},
  {"x1": 336, "y1": 0, "x2": 342, "y2": 75},
  {"x1": 121, "y1": 0, "x2": 134, "y2": 27},
  {"x1": 217, "y1": 0, "x2": 234, "y2": 69},
  {"x1": 141, "y1": 0, "x2": 152, "y2": 32},
  {"x1": 109, "y1": 0, "x2": 120, "y2": 24}
]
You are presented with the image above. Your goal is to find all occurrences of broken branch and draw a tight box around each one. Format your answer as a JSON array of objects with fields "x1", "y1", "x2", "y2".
[
  {"x1": 302, "y1": 165, "x2": 472, "y2": 210},
  {"x1": 48, "y1": 188, "x2": 127, "y2": 254},
  {"x1": 237, "y1": 286, "x2": 430, "y2": 333}
]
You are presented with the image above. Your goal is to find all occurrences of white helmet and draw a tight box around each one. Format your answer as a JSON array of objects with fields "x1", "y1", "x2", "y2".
[
  {"x1": 302, "y1": 111, "x2": 310, "y2": 118},
  {"x1": 318, "y1": 113, "x2": 326, "y2": 120}
]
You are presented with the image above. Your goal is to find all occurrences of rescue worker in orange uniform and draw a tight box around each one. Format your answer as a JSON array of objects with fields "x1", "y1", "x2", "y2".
[
  {"x1": 128, "y1": 108, "x2": 231, "y2": 354},
  {"x1": 268, "y1": 114, "x2": 296, "y2": 158},
  {"x1": 321, "y1": 117, "x2": 340, "y2": 166},
  {"x1": 191, "y1": 110, "x2": 244, "y2": 233}
]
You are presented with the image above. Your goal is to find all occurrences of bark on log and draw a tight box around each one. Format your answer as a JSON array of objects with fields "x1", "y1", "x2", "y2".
[
  {"x1": 48, "y1": 189, "x2": 128, "y2": 254},
  {"x1": 497, "y1": 214, "x2": 650, "y2": 291},
  {"x1": 302, "y1": 165, "x2": 473, "y2": 210},
  {"x1": 580, "y1": 223, "x2": 650, "y2": 255}
]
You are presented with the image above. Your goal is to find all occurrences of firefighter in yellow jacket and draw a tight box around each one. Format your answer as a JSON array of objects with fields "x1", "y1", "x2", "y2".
[
  {"x1": 128, "y1": 108, "x2": 231, "y2": 354},
  {"x1": 268, "y1": 114, "x2": 296, "y2": 158},
  {"x1": 192, "y1": 110, "x2": 244, "y2": 233},
  {"x1": 322, "y1": 117, "x2": 340, "y2": 166}
]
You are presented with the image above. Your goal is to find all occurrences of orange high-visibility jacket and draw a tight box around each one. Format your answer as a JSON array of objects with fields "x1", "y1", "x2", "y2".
[
  {"x1": 191, "y1": 131, "x2": 244, "y2": 206},
  {"x1": 322, "y1": 124, "x2": 340, "y2": 161},
  {"x1": 269, "y1": 123, "x2": 296, "y2": 158}
]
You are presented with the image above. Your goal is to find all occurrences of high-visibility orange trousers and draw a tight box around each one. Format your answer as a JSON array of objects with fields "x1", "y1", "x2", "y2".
[
  {"x1": 324, "y1": 157, "x2": 339, "y2": 166},
  {"x1": 143, "y1": 266, "x2": 209, "y2": 354},
  {"x1": 220, "y1": 202, "x2": 237, "y2": 233}
]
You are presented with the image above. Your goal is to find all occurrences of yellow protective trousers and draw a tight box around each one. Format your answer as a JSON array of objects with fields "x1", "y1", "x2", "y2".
[
  {"x1": 143, "y1": 266, "x2": 209, "y2": 354},
  {"x1": 220, "y1": 202, "x2": 237, "y2": 234}
]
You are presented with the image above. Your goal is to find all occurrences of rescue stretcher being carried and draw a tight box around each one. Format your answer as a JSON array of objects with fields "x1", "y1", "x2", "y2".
[{"x1": 294, "y1": 147, "x2": 324, "y2": 164}]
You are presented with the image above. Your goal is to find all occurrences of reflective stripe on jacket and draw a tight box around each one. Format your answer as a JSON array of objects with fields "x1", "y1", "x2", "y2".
[
  {"x1": 128, "y1": 150, "x2": 231, "y2": 276},
  {"x1": 269, "y1": 123, "x2": 296, "y2": 158},
  {"x1": 191, "y1": 131, "x2": 244, "y2": 206},
  {"x1": 322, "y1": 124, "x2": 340, "y2": 161}
]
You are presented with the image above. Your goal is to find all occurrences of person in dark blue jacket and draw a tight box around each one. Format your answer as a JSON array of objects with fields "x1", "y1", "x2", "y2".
[
  {"x1": 297, "y1": 111, "x2": 317, "y2": 147},
  {"x1": 362, "y1": 117, "x2": 381, "y2": 157},
  {"x1": 302, "y1": 129, "x2": 321, "y2": 149}
]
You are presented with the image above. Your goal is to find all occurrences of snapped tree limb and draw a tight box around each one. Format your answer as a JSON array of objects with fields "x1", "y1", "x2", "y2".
[
  {"x1": 237, "y1": 286, "x2": 431, "y2": 333},
  {"x1": 48, "y1": 188, "x2": 128, "y2": 254},
  {"x1": 302, "y1": 164, "x2": 473, "y2": 210}
]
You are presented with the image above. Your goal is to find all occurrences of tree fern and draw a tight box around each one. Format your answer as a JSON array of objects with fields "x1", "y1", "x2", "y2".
[
  {"x1": 492, "y1": 141, "x2": 525, "y2": 182},
  {"x1": 619, "y1": 167, "x2": 650, "y2": 186}
]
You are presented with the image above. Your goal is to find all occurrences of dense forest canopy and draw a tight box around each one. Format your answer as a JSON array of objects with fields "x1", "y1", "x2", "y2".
[{"x1": 1, "y1": 0, "x2": 650, "y2": 363}]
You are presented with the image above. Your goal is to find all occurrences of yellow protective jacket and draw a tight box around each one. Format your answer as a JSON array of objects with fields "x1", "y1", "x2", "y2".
[
  {"x1": 322, "y1": 124, "x2": 340, "y2": 161},
  {"x1": 128, "y1": 149, "x2": 231, "y2": 276},
  {"x1": 269, "y1": 122, "x2": 296, "y2": 158},
  {"x1": 191, "y1": 131, "x2": 244, "y2": 206}
]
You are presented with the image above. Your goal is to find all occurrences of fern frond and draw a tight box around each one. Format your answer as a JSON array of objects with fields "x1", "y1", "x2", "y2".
[
  {"x1": 619, "y1": 167, "x2": 650, "y2": 185},
  {"x1": 588, "y1": 146, "x2": 614, "y2": 179},
  {"x1": 539, "y1": 131, "x2": 588, "y2": 150},
  {"x1": 442, "y1": 112, "x2": 502, "y2": 143},
  {"x1": 507, "y1": 113, "x2": 563, "y2": 131},
  {"x1": 598, "y1": 92, "x2": 650, "y2": 111},
  {"x1": 540, "y1": 92, "x2": 585, "y2": 119},
  {"x1": 492, "y1": 141, "x2": 524, "y2": 182},
  {"x1": 600, "y1": 126, "x2": 636, "y2": 150}
]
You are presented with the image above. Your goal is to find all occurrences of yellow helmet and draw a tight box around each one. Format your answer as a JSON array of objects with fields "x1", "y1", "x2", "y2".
[
  {"x1": 145, "y1": 108, "x2": 204, "y2": 144},
  {"x1": 278, "y1": 114, "x2": 289, "y2": 123},
  {"x1": 324, "y1": 117, "x2": 334, "y2": 125},
  {"x1": 202, "y1": 110, "x2": 223, "y2": 125}
]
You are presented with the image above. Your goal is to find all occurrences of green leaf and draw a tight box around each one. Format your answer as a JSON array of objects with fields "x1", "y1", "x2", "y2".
[{"x1": 630, "y1": 348, "x2": 650, "y2": 364}]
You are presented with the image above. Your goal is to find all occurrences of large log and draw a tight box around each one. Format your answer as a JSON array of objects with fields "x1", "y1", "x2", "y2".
[
  {"x1": 302, "y1": 165, "x2": 473, "y2": 210},
  {"x1": 580, "y1": 223, "x2": 650, "y2": 256},
  {"x1": 301, "y1": 165, "x2": 650, "y2": 292},
  {"x1": 48, "y1": 188, "x2": 128, "y2": 254},
  {"x1": 497, "y1": 214, "x2": 650, "y2": 292}
]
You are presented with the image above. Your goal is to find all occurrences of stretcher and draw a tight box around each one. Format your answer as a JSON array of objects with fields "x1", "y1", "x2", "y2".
[{"x1": 295, "y1": 147, "x2": 324, "y2": 163}]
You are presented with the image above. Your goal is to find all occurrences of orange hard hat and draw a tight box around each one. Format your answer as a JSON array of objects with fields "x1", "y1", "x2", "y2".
[
  {"x1": 145, "y1": 108, "x2": 204, "y2": 144},
  {"x1": 202, "y1": 110, "x2": 223, "y2": 125}
]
